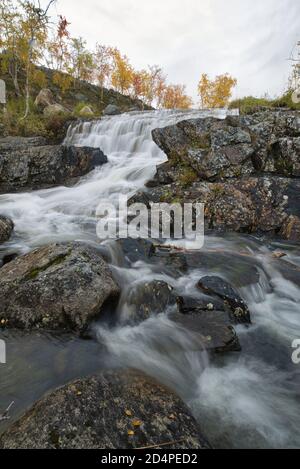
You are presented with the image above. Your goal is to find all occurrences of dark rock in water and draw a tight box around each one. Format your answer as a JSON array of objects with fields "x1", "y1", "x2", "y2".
[
  {"x1": 0, "y1": 137, "x2": 108, "y2": 193},
  {"x1": 0, "y1": 242, "x2": 120, "y2": 332},
  {"x1": 197, "y1": 276, "x2": 251, "y2": 324},
  {"x1": 103, "y1": 104, "x2": 121, "y2": 116},
  {"x1": 0, "y1": 216, "x2": 14, "y2": 244},
  {"x1": 169, "y1": 311, "x2": 241, "y2": 354},
  {"x1": 126, "y1": 280, "x2": 177, "y2": 324},
  {"x1": 117, "y1": 238, "x2": 155, "y2": 264},
  {"x1": 0, "y1": 370, "x2": 209, "y2": 449}
]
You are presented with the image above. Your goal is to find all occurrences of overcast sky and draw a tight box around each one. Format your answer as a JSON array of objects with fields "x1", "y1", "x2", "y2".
[{"x1": 49, "y1": 0, "x2": 299, "y2": 103}]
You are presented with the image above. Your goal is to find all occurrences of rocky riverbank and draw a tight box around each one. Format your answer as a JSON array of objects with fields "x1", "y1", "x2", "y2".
[{"x1": 138, "y1": 109, "x2": 300, "y2": 241}]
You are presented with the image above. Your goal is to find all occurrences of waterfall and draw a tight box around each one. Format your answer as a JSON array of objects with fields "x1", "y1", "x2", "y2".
[{"x1": 1, "y1": 109, "x2": 300, "y2": 449}]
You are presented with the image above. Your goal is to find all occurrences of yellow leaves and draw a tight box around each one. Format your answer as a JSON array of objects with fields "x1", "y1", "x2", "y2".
[
  {"x1": 162, "y1": 84, "x2": 193, "y2": 110},
  {"x1": 132, "y1": 419, "x2": 142, "y2": 427},
  {"x1": 198, "y1": 73, "x2": 237, "y2": 109},
  {"x1": 128, "y1": 430, "x2": 135, "y2": 437}
]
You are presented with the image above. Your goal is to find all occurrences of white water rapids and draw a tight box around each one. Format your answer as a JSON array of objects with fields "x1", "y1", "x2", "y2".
[{"x1": 0, "y1": 109, "x2": 300, "y2": 448}]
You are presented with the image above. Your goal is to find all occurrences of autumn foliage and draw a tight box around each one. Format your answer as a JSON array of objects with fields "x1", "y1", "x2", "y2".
[
  {"x1": 0, "y1": 1, "x2": 239, "y2": 114},
  {"x1": 198, "y1": 73, "x2": 237, "y2": 108}
]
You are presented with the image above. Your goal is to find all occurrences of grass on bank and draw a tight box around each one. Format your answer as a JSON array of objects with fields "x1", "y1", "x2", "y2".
[{"x1": 229, "y1": 91, "x2": 300, "y2": 114}]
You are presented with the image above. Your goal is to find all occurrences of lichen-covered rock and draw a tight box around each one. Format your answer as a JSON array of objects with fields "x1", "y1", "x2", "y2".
[
  {"x1": 280, "y1": 215, "x2": 300, "y2": 241},
  {"x1": 136, "y1": 176, "x2": 291, "y2": 237},
  {"x1": 34, "y1": 89, "x2": 57, "y2": 109},
  {"x1": 0, "y1": 242, "x2": 120, "y2": 332},
  {"x1": 43, "y1": 103, "x2": 68, "y2": 117},
  {"x1": 0, "y1": 216, "x2": 14, "y2": 244},
  {"x1": 0, "y1": 137, "x2": 108, "y2": 193},
  {"x1": 152, "y1": 110, "x2": 300, "y2": 183},
  {"x1": 0, "y1": 370, "x2": 210, "y2": 449}
]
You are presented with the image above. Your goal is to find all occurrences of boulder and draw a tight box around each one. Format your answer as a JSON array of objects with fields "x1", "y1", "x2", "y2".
[
  {"x1": 78, "y1": 106, "x2": 94, "y2": 117},
  {"x1": 152, "y1": 110, "x2": 300, "y2": 181},
  {"x1": 197, "y1": 276, "x2": 251, "y2": 324},
  {"x1": 0, "y1": 137, "x2": 108, "y2": 193},
  {"x1": 142, "y1": 176, "x2": 290, "y2": 237},
  {"x1": 169, "y1": 311, "x2": 241, "y2": 354},
  {"x1": 125, "y1": 280, "x2": 177, "y2": 324},
  {"x1": 0, "y1": 370, "x2": 209, "y2": 449},
  {"x1": 43, "y1": 104, "x2": 68, "y2": 117},
  {"x1": 280, "y1": 215, "x2": 300, "y2": 241},
  {"x1": 0, "y1": 216, "x2": 14, "y2": 244},
  {"x1": 34, "y1": 89, "x2": 56, "y2": 109},
  {"x1": 103, "y1": 104, "x2": 121, "y2": 116},
  {"x1": 0, "y1": 242, "x2": 120, "y2": 332}
]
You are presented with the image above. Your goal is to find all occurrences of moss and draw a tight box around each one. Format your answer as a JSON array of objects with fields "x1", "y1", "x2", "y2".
[
  {"x1": 179, "y1": 168, "x2": 198, "y2": 188},
  {"x1": 26, "y1": 252, "x2": 71, "y2": 280}
]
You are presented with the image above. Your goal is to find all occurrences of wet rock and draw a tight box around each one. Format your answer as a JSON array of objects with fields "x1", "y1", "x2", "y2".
[
  {"x1": 0, "y1": 242, "x2": 120, "y2": 332},
  {"x1": 126, "y1": 280, "x2": 177, "y2": 323},
  {"x1": 197, "y1": 276, "x2": 251, "y2": 324},
  {"x1": 116, "y1": 238, "x2": 155, "y2": 264},
  {"x1": 0, "y1": 137, "x2": 108, "y2": 193},
  {"x1": 0, "y1": 370, "x2": 209, "y2": 449},
  {"x1": 169, "y1": 312, "x2": 241, "y2": 354},
  {"x1": 0, "y1": 216, "x2": 14, "y2": 244},
  {"x1": 103, "y1": 104, "x2": 121, "y2": 116}
]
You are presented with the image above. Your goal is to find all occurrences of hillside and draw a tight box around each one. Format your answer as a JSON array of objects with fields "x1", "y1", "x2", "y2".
[{"x1": 0, "y1": 59, "x2": 151, "y2": 142}]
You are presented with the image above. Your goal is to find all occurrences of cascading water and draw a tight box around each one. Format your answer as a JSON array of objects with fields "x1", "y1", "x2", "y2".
[{"x1": 0, "y1": 109, "x2": 299, "y2": 448}]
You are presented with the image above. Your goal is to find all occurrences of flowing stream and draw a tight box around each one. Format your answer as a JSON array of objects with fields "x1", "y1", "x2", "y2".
[{"x1": 0, "y1": 109, "x2": 300, "y2": 448}]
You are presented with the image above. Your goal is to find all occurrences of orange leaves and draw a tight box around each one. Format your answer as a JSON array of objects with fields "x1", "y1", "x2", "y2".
[{"x1": 198, "y1": 73, "x2": 237, "y2": 109}]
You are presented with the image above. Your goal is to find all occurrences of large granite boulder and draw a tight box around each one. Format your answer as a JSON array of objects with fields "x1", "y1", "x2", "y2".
[
  {"x1": 0, "y1": 370, "x2": 209, "y2": 449},
  {"x1": 0, "y1": 137, "x2": 108, "y2": 193},
  {"x1": 0, "y1": 216, "x2": 14, "y2": 244},
  {"x1": 34, "y1": 89, "x2": 57, "y2": 109},
  {"x1": 152, "y1": 111, "x2": 300, "y2": 183},
  {"x1": 0, "y1": 242, "x2": 120, "y2": 332}
]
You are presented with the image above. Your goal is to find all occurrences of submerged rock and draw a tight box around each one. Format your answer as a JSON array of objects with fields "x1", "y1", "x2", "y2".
[
  {"x1": 0, "y1": 137, "x2": 108, "y2": 193},
  {"x1": 0, "y1": 370, "x2": 209, "y2": 449},
  {"x1": 0, "y1": 242, "x2": 120, "y2": 332},
  {"x1": 0, "y1": 216, "x2": 14, "y2": 244}
]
